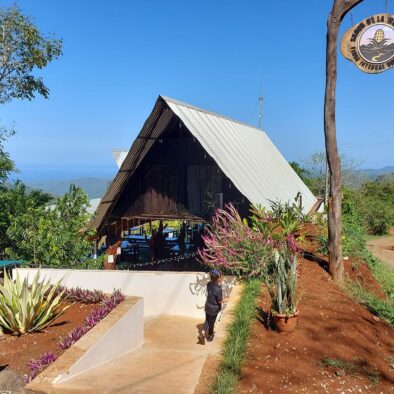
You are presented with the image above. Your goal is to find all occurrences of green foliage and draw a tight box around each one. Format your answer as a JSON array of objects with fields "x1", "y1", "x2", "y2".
[
  {"x1": 264, "y1": 245, "x2": 298, "y2": 316},
  {"x1": 0, "y1": 181, "x2": 52, "y2": 257},
  {"x1": 249, "y1": 204, "x2": 279, "y2": 238},
  {"x1": 346, "y1": 282, "x2": 394, "y2": 327},
  {"x1": 0, "y1": 127, "x2": 15, "y2": 184},
  {"x1": 0, "y1": 270, "x2": 69, "y2": 335},
  {"x1": 0, "y1": 5, "x2": 62, "y2": 104},
  {"x1": 268, "y1": 199, "x2": 303, "y2": 235},
  {"x1": 4, "y1": 184, "x2": 94, "y2": 267},
  {"x1": 316, "y1": 233, "x2": 329, "y2": 255},
  {"x1": 211, "y1": 279, "x2": 260, "y2": 394},
  {"x1": 343, "y1": 180, "x2": 394, "y2": 236},
  {"x1": 362, "y1": 251, "x2": 394, "y2": 300},
  {"x1": 289, "y1": 161, "x2": 312, "y2": 185},
  {"x1": 341, "y1": 190, "x2": 366, "y2": 257}
]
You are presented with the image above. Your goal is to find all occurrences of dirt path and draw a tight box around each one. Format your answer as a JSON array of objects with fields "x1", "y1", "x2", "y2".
[
  {"x1": 238, "y1": 258, "x2": 394, "y2": 394},
  {"x1": 367, "y1": 228, "x2": 394, "y2": 271}
]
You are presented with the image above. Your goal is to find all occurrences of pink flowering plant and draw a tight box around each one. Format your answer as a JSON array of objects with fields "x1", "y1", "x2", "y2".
[
  {"x1": 198, "y1": 203, "x2": 275, "y2": 278},
  {"x1": 199, "y1": 203, "x2": 300, "y2": 316}
]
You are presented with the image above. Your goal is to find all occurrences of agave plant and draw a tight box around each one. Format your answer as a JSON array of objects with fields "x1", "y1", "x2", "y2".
[
  {"x1": 0, "y1": 270, "x2": 69, "y2": 335},
  {"x1": 264, "y1": 238, "x2": 298, "y2": 316}
]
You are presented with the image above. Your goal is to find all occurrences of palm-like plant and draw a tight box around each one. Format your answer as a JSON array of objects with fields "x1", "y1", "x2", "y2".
[{"x1": 0, "y1": 270, "x2": 69, "y2": 335}]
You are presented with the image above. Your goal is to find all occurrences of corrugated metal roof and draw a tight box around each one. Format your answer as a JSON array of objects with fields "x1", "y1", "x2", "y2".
[
  {"x1": 89, "y1": 95, "x2": 316, "y2": 231},
  {"x1": 164, "y1": 96, "x2": 317, "y2": 213}
]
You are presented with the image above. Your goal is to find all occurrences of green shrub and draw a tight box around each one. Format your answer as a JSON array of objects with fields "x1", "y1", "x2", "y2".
[
  {"x1": 343, "y1": 180, "x2": 394, "y2": 236},
  {"x1": 342, "y1": 191, "x2": 366, "y2": 257},
  {"x1": 359, "y1": 197, "x2": 392, "y2": 235},
  {"x1": 0, "y1": 270, "x2": 69, "y2": 335},
  {"x1": 268, "y1": 199, "x2": 302, "y2": 235},
  {"x1": 362, "y1": 251, "x2": 394, "y2": 300}
]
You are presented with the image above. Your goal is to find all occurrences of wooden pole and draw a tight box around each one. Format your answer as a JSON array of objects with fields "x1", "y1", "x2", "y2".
[{"x1": 324, "y1": 0, "x2": 364, "y2": 282}]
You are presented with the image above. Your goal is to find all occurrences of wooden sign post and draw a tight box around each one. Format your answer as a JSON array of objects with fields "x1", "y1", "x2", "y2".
[
  {"x1": 341, "y1": 14, "x2": 394, "y2": 73},
  {"x1": 324, "y1": 0, "x2": 364, "y2": 283}
]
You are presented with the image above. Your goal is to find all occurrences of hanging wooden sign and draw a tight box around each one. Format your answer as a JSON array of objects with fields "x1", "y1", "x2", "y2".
[{"x1": 341, "y1": 14, "x2": 394, "y2": 74}]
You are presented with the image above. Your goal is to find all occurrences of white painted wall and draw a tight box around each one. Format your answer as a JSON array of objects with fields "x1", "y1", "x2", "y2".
[
  {"x1": 56, "y1": 297, "x2": 144, "y2": 383},
  {"x1": 13, "y1": 269, "x2": 236, "y2": 319}
]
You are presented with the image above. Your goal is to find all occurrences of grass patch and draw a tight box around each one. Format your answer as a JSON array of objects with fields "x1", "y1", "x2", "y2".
[
  {"x1": 211, "y1": 278, "x2": 260, "y2": 394},
  {"x1": 346, "y1": 250, "x2": 394, "y2": 326},
  {"x1": 365, "y1": 233, "x2": 389, "y2": 242},
  {"x1": 321, "y1": 357, "x2": 380, "y2": 384},
  {"x1": 362, "y1": 251, "x2": 394, "y2": 299},
  {"x1": 346, "y1": 282, "x2": 394, "y2": 327}
]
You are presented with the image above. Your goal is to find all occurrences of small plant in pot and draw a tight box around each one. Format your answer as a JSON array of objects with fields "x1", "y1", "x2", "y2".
[{"x1": 264, "y1": 236, "x2": 299, "y2": 333}]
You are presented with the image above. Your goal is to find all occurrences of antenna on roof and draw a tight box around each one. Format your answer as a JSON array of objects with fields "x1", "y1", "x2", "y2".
[{"x1": 258, "y1": 80, "x2": 263, "y2": 130}]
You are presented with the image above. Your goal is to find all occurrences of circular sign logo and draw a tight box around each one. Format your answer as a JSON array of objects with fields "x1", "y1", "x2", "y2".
[
  {"x1": 341, "y1": 14, "x2": 394, "y2": 74},
  {"x1": 358, "y1": 24, "x2": 394, "y2": 64}
]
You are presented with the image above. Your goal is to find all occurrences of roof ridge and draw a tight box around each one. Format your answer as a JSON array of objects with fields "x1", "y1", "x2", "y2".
[{"x1": 160, "y1": 95, "x2": 265, "y2": 132}]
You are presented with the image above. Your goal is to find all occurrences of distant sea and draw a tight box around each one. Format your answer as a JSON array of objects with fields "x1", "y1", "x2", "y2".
[{"x1": 9, "y1": 165, "x2": 117, "y2": 182}]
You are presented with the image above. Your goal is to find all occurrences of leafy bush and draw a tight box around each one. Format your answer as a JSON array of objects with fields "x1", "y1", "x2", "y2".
[
  {"x1": 5, "y1": 185, "x2": 94, "y2": 267},
  {"x1": 268, "y1": 199, "x2": 302, "y2": 235},
  {"x1": 0, "y1": 270, "x2": 68, "y2": 335},
  {"x1": 359, "y1": 197, "x2": 392, "y2": 235},
  {"x1": 342, "y1": 191, "x2": 366, "y2": 257},
  {"x1": 343, "y1": 180, "x2": 394, "y2": 236}
]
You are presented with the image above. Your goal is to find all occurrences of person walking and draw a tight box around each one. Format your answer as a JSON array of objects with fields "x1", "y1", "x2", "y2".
[{"x1": 200, "y1": 269, "x2": 225, "y2": 344}]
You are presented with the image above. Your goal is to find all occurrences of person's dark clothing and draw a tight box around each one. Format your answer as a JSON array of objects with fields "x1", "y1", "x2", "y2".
[
  {"x1": 204, "y1": 312, "x2": 218, "y2": 336},
  {"x1": 205, "y1": 281, "x2": 223, "y2": 316}
]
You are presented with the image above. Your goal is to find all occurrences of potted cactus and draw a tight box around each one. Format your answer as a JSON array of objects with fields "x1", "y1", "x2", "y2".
[{"x1": 264, "y1": 237, "x2": 299, "y2": 333}]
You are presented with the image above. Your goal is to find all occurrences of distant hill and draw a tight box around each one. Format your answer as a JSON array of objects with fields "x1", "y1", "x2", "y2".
[
  {"x1": 25, "y1": 177, "x2": 111, "y2": 199},
  {"x1": 360, "y1": 166, "x2": 394, "y2": 178}
]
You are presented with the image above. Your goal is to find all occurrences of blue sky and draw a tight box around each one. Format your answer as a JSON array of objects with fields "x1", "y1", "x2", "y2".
[{"x1": 1, "y1": 0, "x2": 393, "y2": 180}]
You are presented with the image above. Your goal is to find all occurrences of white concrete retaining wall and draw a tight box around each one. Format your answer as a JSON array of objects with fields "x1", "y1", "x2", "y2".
[
  {"x1": 13, "y1": 268, "x2": 236, "y2": 319},
  {"x1": 27, "y1": 296, "x2": 144, "y2": 389},
  {"x1": 58, "y1": 297, "x2": 144, "y2": 383}
]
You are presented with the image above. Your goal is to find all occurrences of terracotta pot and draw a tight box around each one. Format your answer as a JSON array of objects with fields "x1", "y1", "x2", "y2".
[{"x1": 273, "y1": 309, "x2": 299, "y2": 333}]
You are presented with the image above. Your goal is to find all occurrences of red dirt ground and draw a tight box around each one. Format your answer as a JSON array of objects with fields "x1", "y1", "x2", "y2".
[
  {"x1": 0, "y1": 303, "x2": 96, "y2": 375},
  {"x1": 238, "y1": 257, "x2": 394, "y2": 394}
]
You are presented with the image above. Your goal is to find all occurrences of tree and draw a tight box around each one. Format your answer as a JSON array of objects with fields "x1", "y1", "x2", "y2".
[
  {"x1": 5, "y1": 185, "x2": 94, "y2": 266},
  {"x1": 299, "y1": 151, "x2": 365, "y2": 197},
  {"x1": 324, "y1": 0, "x2": 364, "y2": 283},
  {"x1": 0, "y1": 5, "x2": 62, "y2": 104},
  {"x1": 0, "y1": 181, "x2": 52, "y2": 257},
  {"x1": 0, "y1": 125, "x2": 15, "y2": 184}
]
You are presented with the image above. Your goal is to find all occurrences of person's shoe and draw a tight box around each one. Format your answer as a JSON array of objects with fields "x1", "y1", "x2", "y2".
[{"x1": 207, "y1": 334, "x2": 214, "y2": 342}]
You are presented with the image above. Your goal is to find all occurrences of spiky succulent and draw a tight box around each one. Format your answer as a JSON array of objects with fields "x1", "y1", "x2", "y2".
[{"x1": 0, "y1": 270, "x2": 69, "y2": 335}]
